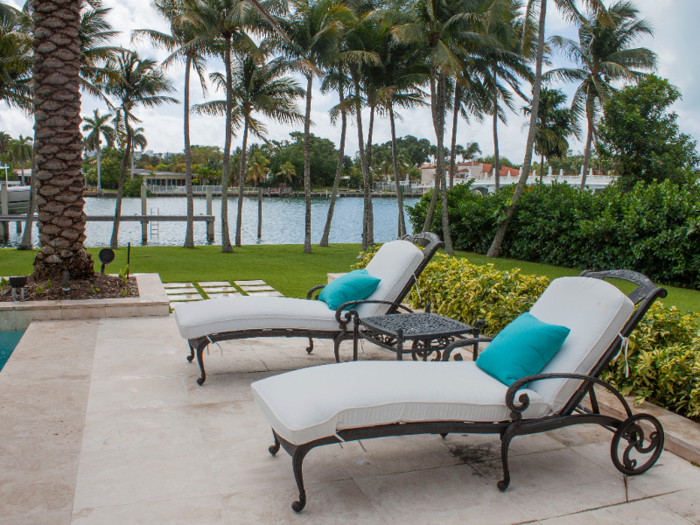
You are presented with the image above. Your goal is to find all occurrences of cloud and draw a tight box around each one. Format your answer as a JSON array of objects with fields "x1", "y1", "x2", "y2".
[{"x1": 1, "y1": 0, "x2": 699, "y2": 162}]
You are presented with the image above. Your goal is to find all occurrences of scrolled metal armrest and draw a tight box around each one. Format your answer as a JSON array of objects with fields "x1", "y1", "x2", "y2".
[
  {"x1": 306, "y1": 284, "x2": 326, "y2": 300},
  {"x1": 505, "y1": 372, "x2": 633, "y2": 419},
  {"x1": 334, "y1": 300, "x2": 414, "y2": 325}
]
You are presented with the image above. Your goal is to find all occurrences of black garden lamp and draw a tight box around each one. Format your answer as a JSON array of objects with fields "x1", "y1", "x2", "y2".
[
  {"x1": 9, "y1": 275, "x2": 27, "y2": 301},
  {"x1": 98, "y1": 248, "x2": 115, "y2": 274}
]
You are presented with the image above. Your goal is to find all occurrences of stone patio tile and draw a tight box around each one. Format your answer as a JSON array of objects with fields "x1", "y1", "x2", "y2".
[
  {"x1": 0, "y1": 411, "x2": 85, "y2": 457},
  {"x1": 93, "y1": 335, "x2": 178, "y2": 358},
  {"x1": 73, "y1": 444, "x2": 219, "y2": 510},
  {"x1": 165, "y1": 287, "x2": 197, "y2": 295},
  {"x1": 239, "y1": 285, "x2": 275, "y2": 292},
  {"x1": 472, "y1": 447, "x2": 635, "y2": 521},
  {"x1": 198, "y1": 281, "x2": 231, "y2": 287},
  {"x1": 91, "y1": 353, "x2": 184, "y2": 381},
  {"x1": 244, "y1": 290, "x2": 283, "y2": 297},
  {"x1": 233, "y1": 280, "x2": 266, "y2": 286},
  {"x1": 537, "y1": 497, "x2": 694, "y2": 525},
  {"x1": 0, "y1": 352, "x2": 94, "y2": 386},
  {"x1": 0, "y1": 511, "x2": 72, "y2": 525},
  {"x1": 441, "y1": 432, "x2": 566, "y2": 464},
  {"x1": 86, "y1": 376, "x2": 190, "y2": 412},
  {"x1": 546, "y1": 423, "x2": 612, "y2": 447},
  {"x1": 355, "y1": 464, "x2": 534, "y2": 525},
  {"x1": 200, "y1": 286, "x2": 238, "y2": 292},
  {"x1": 97, "y1": 316, "x2": 179, "y2": 341},
  {"x1": 163, "y1": 282, "x2": 195, "y2": 289},
  {"x1": 81, "y1": 405, "x2": 203, "y2": 453},
  {"x1": 168, "y1": 294, "x2": 203, "y2": 301},
  {"x1": 184, "y1": 370, "x2": 277, "y2": 404},
  {"x1": 180, "y1": 346, "x2": 268, "y2": 377},
  {"x1": 192, "y1": 400, "x2": 269, "y2": 442},
  {"x1": 0, "y1": 379, "x2": 91, "y2": 418},
  {"x1": 222, "y1": 479, "x2": 385, "y2": 524},
  {"x1": 207, "y1": 292, "x2": 242, "y2": 299},
  {"x1": 0, "y1": 453, "x2": 80, "y2": 517},
  {"x1": 654, "y1": 486, "x2": 700, "y2": 524},
  {"x1": 253, "y1": 344, "x2": 338, "y2": 371},
  {"x1": 72, "y1": 495, "x2": 229, "y2": 525}
]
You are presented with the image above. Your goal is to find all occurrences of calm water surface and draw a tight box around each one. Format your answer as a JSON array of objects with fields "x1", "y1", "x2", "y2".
[{"x1": 2, "y1": 196, "x2": 418, "y2": 248}]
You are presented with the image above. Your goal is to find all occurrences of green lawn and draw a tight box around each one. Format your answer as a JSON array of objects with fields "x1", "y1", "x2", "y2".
[{"x1": 2, "y1": 244, "x2": 699, "y2": 313}]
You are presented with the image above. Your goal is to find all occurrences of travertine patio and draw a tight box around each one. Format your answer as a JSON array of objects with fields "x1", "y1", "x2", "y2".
[{"x1": 1, "y1": 316, "x2": 700, "y2": 524}]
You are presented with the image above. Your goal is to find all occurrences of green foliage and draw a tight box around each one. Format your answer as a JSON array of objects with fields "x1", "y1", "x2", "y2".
[
  {"x1": 46, "y1": 279, "x2": 51, "y2": 289},
  {"x1": 268, "y1": 132, "x2": 347, "y2": 188},
  {"x1": 84, "y1": 148, "x2": 124, "y2": 189},
  {"x1": 598, "y1": 75, "x2": 700, "y2": 188},
  {"x1": 123, "y1": 176, "x2": 146, "y2": 198},
  {"x1": 601, "y1": 303, "x2": 700, "y2": 420},
  {"x1": 408, "y1": 180, "x2": 700, "y2": 289},
  {"x1": 118, "y1": 265, "x2": 129, "y2": 283}
]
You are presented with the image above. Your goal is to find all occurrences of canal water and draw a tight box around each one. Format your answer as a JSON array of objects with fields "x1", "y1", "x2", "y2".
[{"x1": 2, "y1": 196, "x2": 419, "y2": 248}]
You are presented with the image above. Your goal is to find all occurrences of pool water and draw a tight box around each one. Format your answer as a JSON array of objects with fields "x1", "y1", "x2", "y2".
[{"x1": 0, "y1": 330, "x2": 25, "y2": 371}]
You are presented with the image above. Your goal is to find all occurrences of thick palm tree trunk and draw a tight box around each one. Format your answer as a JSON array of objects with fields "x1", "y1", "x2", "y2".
[
  {"x1": 487, "y1": 0, "x2": 547, "y2": 258},
  {"x1": 32, "y1": 0, "x2": 93, "y2": 278},
  {"x1": 435, "y1": 75, "x2": 454, "y2": 255},
  {"x1": 303, "y1": 74, "x2": 313, "y2": 253},
  {"x1": 110, "y1": 122, "x2": 132, "y2": 249},
  {"x1": 422, "y1": 71, "x2": 440, "y2": 233},
  {"x1": 220, "y1": 36, "x2": 234, "y2": 253},
  {"x1": 580, "y1": 98, "x2": 594, "y2": 190},
  {"x1": 352, "y1": 75, "x2": 372, "y2": 250},
  {"x1": 449, "y1": 85, "x2": 460, "y2": 190},
  {"x1": 389, "y1": 105, "x2": 406, "y2": 237},
  {"x1": 319, "y1": 95, "x2": 347, "y2": 247},
  {"x1": 366, "y1": 105, "x2": 375, "y2": 171},
  {"x1": 493, "y1": 103, "x2": 501, "y2": 191},
  {"x1": 235, "y1": 117, "x2": 249, "y2": 247},
  {"x1": 184, "y1": 55, "x2": 195, "y2": 248},
  {"x1": 18, "y1": 130, "x2": 37, "y2": 250}
]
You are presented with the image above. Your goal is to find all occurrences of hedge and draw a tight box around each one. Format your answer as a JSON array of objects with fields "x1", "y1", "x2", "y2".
[{"x1": 406, "y1": 180, "x2": 700, "y2": 289}]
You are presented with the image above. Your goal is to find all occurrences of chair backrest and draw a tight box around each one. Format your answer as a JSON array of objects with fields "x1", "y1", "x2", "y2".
[
  {"x1": 357, "y1": 233, "x2": 443, "y2": 318},
  {"x1": 527, "y1": 270, "x2": 666, "y2": 414}
]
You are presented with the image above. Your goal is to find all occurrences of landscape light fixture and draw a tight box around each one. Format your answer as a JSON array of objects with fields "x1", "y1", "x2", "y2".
[
  {"x1": 98, "y1": 248, "x2": 115, "y2": 274},
  {"x1": 62, "y1": 270, "x2": 70, "y2": 293},
  {"x1": 9, "y1": 276, "x2": 27, "y2": 301}
]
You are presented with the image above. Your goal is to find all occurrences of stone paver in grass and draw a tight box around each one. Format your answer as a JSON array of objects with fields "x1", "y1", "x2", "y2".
[
  {"x1": 244, "y1": 290, "x2": 283, "y2": 297},
  {"x1": 197, "y1": 281, "x2": 231, "y2": 287},
  {"x1": 234, "y1": 280, "x2": 266, "y2": 286},
  {"x1": 208, "y1": 292, "x2": 243, "y2": 299},
  {"x1": 165, "y1": 287, "x2": 197, "y2": 295},
  {"x1": 163, "y1": 282, "x2": 195, "y2": 289},
  {"x1": 168, "y1": 294, "x2": 203, "y2": 302},
  {"x1": 240, "y1": 285, "x2": 275, "y2": 292},
  {"x1": 201, "y1": 287, "x2": 238, "y2": 293}
]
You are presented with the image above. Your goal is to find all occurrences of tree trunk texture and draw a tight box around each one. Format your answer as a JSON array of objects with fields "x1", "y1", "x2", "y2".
[
  {"x1": 486, "y1": 0, "x2": 547, "y2": 258},
  {"x1": 353, "y1": 74, "x2": 372, "y2": 250},
  {"x1": 319, "y1": 92, "x2": 347, "y2": 247},
  {"x1": 366, "y1": 104, "x2": 374, "y2": 171},
  {"x1": 110, "y1": 119, "x2": 131, "y2": 249},
  {"x1": 389, "y1": 105, "x2": 406, "y2": 237},
  {"x1": 96, "y1": 142, "x2": 101, "y2": 194},
  {"x1": 18, "y1": 129, "x2": 38, "y2": 250},
  {"x1": 435, "y1": 74, "x2": 454, "y2": 255},
  {"x1": 257, "y1": 187, "x2": 262, "y2": 239},
  {"x1": 303, "y1": 74, "x2": 313, "y2": 253},
  {"x1": 580, "y1": 94, "x2": 595, "y2": 190},
  {"x1": 449, "y1": 84, "x2": 460, "y2": 190},
  {"x1": 184, "y1": 55, "x2": 194, "y2": 248},
  {"x1": 540, "y1": 154, "x2": 545, "y2": 183},
  {"x1": 493, "y1": 100, "x2": 500, "y2": 191},
  {"x1": 220, "y1": 35, "x2": 234, "y2": 252},
  {"x1": 422, "y1": 70, "x2": 439, "y2": 233},
  {"x1": 235, "y1": 116, "x2": 249, "y2": 247},
  {"x1": 365, "y1": 104, "x2": 375, "y2": 242},
  {"x1": 32, "y1": 0, "x2": 93, "y2": 278}
]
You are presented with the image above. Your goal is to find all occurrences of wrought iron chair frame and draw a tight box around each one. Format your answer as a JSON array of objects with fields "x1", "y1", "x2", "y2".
[
  {"x1": 185, "y1": 233, "x2": 444, "y2": 385},
  {"x1": 266, "y1": 269, "x2": 668, "y2": 512}
]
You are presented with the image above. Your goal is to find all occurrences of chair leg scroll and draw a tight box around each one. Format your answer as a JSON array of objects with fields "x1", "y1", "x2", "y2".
[
  {"x1": 195, "y1": 343, "x2": 207, "y2": 386},
  {"x1": 291, "y1": 445, "x2": 311, "y2": 513},
  {"x1": 306, "y1": 338, "x2": 314, "y2": 354},
  {"x1": 497, "y1": 425, "x2": 517, "y2": 492},
  {"x1": 610, "y1": 414, "x2": 664, "y2": 476},
  {"x1": 269, "y1": 432, "x2": 281, "y2": 456}
]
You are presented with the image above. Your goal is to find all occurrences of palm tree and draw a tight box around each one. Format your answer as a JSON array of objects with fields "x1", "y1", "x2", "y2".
[
  {"x1": 487, "y1": 0, "x2": 609, "y2": 257},
  {"x1": 79, "y1": 0, "x2": 122, "y2": 103},
  {"x1": 0, "y1": 132, "x2": 10, "y2": 155},
  {"x1": 7, "y1": 135, "x2": 33, "y2": 180},
  {"x1": 547, "y1": 0, "x2": 656, "y2": 189},
  {"x1": 31, "y1": 0, "x2": 93, "y2": 280},
  {"x1": 278, "y1": 0, "x2": 348, "y2": 253},
  {"x1": 247, "y1": 149, "x2": 269, "y2": 239},
  {"x1": 462, "y1": 141, "x2": 481, "y2": 162},
  {"x1": 0, "y1": 4, "x2": 32, "y2": 114},
  {"x1": 130, "y1": 126, "x2": 148, "y2": 178},
  {"x1": 194, "y1": 53, "x2": 304, "y2": 247},
  {"x1": 82, "y1": 109, "x2": 115, "y2": 194},
  {"x1": 133, "y1": 0, "x2": 211, "y2": 248},
  {"x1": 523, "y1": 87, "x2": 579, "y2": 180},
  {"x1": 277, "y1": 160, "x2": 296, "y2": 186},
  {"x1": 103, "y1": 50, "x2": 178, "y2": 248},
  {"x1": 190, "y1": 0, "x2": 262, "y2": 253}
]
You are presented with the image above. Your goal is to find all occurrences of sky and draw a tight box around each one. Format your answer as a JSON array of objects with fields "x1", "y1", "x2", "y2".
[{"x1": 1, "y1": 0, "x2": 699, "y2": 164}]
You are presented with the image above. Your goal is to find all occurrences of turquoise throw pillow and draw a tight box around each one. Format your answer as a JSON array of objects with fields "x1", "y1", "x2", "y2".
[
  {"x1": 476, "y1": 312, "x2": 570, "y2": 386},
  {"x1": 319, "y1": 270, "x2": 381, "y2": 311}
]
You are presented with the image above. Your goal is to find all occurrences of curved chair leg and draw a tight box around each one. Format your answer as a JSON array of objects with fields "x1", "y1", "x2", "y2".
[
  {"x1": 195, "y1": 343, "x2": 207, "y2": 386},
  {"x1": 187, "y1": 342, "x2": 195, "y2": 363},
  {"x1": 306, "y1": 338, "x2": 314, "y2": 354},
  {"x1": 269, "y1": 432, "x2": 281, "y2": 456},
  {"x1": 334, "y1": 336, "x2": 342, "y2": 363},
  {"x1": 291, "y1": 445, "x2": 311, "y2": 512},
  {"x1": 497, "y1": 425, "x2": 517, "y2": 492}
]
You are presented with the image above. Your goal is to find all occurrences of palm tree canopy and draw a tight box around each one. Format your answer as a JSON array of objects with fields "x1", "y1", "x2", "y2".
[
  {"x1": 0, "y1": 4, "x2": 32, "y2": 113},
  {"x1": 524, "y1": 87, "x2": 579, "y2": 159},
  {"x1": 82, "y1": 109, "x2": 116, "y2": 150}
]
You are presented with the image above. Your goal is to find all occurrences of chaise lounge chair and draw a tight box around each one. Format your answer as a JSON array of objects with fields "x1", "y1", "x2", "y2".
[
  {"x1": 173, "y1": 233, "x2": 443, "y2": 385},
  {"x1": 251, "y1": 269, "x2": 667, "y2": 512}
]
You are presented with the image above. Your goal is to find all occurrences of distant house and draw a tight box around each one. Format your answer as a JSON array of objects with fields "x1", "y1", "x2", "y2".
[{"x1": 419, "y1": 162, "x2": 523, "y2": 186}]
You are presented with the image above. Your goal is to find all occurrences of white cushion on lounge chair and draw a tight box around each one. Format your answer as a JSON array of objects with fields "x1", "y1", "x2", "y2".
[
  {"x1": 358, "y1": 239, "x2": 424, "y2": 317},
  {"x1": 173, "y1": 239, "x2": 424, "y2": 341},
  {"x1": 527, "y1": 277, "x2": 634, "y2": 411},
  {"x1": 173, "y1": 296, "x2": 341, "y2": 340},
  {"x1": 252, "y1": 361, "x2": 550, "y2": 446}
]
